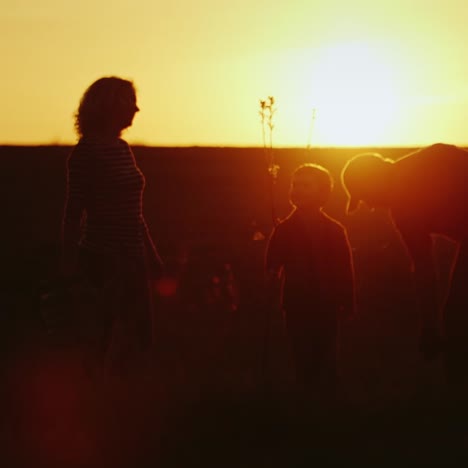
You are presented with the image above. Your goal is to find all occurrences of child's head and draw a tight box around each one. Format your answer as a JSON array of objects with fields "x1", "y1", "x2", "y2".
[{"x1": 289, "y1": 163, "x2": 333, "y2": 210}]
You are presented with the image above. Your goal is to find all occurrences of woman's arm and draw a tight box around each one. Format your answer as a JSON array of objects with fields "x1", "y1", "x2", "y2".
[
  {"x1": 61, "y1": 149, "x2": 86, "y2": 277},
  {"x1": 142, "y1": 217, "x2": 164, "y2": 279}
]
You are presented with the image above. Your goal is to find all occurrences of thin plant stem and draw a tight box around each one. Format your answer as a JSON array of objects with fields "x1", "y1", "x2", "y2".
[{"x1": 259, "y1": 96, "x2": 278, "y2": 227}]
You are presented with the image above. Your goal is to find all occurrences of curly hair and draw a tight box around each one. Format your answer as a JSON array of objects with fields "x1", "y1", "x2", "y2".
[{"x1": 74, "y1": 76, "x2": 137, "y2": 138}]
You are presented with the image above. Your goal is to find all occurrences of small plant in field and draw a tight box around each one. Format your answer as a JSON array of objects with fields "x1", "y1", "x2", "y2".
[
  {"x1": 259, "y1": 96, "x2": 279, "y2": 227},
  {"x1": 259, "y1": 96, "x2": 279, "y2": 182}
]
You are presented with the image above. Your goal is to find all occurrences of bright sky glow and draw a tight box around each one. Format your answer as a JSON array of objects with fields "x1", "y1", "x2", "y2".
[{"x1": 2, "y1": 0, "x2": 468, "y2": 147}]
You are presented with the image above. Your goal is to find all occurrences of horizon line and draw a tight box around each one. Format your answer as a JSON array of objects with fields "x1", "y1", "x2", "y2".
[{"x1": 2, "y1": 143, "x2": 465, "y2": 150}]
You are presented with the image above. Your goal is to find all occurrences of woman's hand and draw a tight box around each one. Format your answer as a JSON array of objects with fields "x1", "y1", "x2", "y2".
[
  {"x1": 142, "y1": 219, "x2": 164, "y2": 279},
  {"x1": 147, "y1": 254, "x2": 164, "y2": 280}
]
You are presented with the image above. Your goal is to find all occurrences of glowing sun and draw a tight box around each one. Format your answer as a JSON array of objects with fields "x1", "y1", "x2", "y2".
[{"x1": 278, "y1": 41, "x2": 402, "y2": 147}]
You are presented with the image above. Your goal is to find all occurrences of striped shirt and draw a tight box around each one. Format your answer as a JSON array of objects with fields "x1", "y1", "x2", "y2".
[{"x1": 62, "y1": 137, "x2": 150, "y2": 259}]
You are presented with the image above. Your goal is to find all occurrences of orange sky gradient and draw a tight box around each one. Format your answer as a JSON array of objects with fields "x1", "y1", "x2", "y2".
[{"x1": 2, "y1": 0, "x2": 468, "y2": 147}]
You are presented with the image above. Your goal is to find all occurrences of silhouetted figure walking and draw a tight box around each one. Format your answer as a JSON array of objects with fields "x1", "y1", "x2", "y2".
[
  {"x1": 61, "y1": 76, "x2": 163, "y2": 380},
  {"x1": 341, "y1": 143, "x2": 468, "y2": 389},
  {"x1": 265, "y1": 164, "x2": 355, "y2": 402}
]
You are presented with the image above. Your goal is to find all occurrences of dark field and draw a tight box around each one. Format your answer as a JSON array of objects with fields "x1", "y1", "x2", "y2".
[{"x1": 1, "y1": 145, "x2": 467, "y2": 467}]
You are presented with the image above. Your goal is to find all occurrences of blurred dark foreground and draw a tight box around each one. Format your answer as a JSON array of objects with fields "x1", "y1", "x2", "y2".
[
  {"x1": 2, "y1": 317, "x2": 468, "y2": 468},
  {"x1": 2, "y1": 329, "x2": 468, "y2": 468}
]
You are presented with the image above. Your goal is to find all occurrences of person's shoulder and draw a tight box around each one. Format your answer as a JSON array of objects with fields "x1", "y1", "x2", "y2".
[
  {"x1": 68, "y1": 139, "x2": 91, "y2": 162},
  {"x1": 275, "y1": 210, "x2": 300, "y2": 231},
  {"x1": 320, "y1": 212, "x2": 351, "y2": 245},
  {"x1": 70, "y1": 137, "x2": 99, "y2": 156},
  {"x1": 70, "y1": 138, "x2": 85, "y2": 152},
  {"x1": 117, "y1": 138, "x2": 130, "y2": 146},
  {"x1": 114, "y1": 138, "x2": 131, "y2": 150},
  {"x1": 268, "y1": 211, "x2": 297, "y2": 242},
  {"x1": 77, "y1": 137, "x2": 132, "y2": 159},
  {"x1": 321, "y1": 211, "x2": 346, "y2": 232}
]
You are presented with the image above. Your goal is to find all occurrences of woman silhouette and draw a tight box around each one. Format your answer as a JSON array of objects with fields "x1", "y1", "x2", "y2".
[{"x1": 61, "y1": 76, "x2": 163, "y2": 379}]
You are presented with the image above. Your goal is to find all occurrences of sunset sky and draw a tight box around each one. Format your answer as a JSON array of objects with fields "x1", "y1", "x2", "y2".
[{"x1": 2, "y1": 0, "x2": 468, "y2": 147}]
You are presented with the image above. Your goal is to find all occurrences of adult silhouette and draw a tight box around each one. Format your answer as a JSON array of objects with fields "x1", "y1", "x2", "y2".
[
  {"x1": 341, "y1": 143, "x2": 468, "y2": 387},
  {"x1": 61, "y1": 76, "x2": 163, "y2": 379}
]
